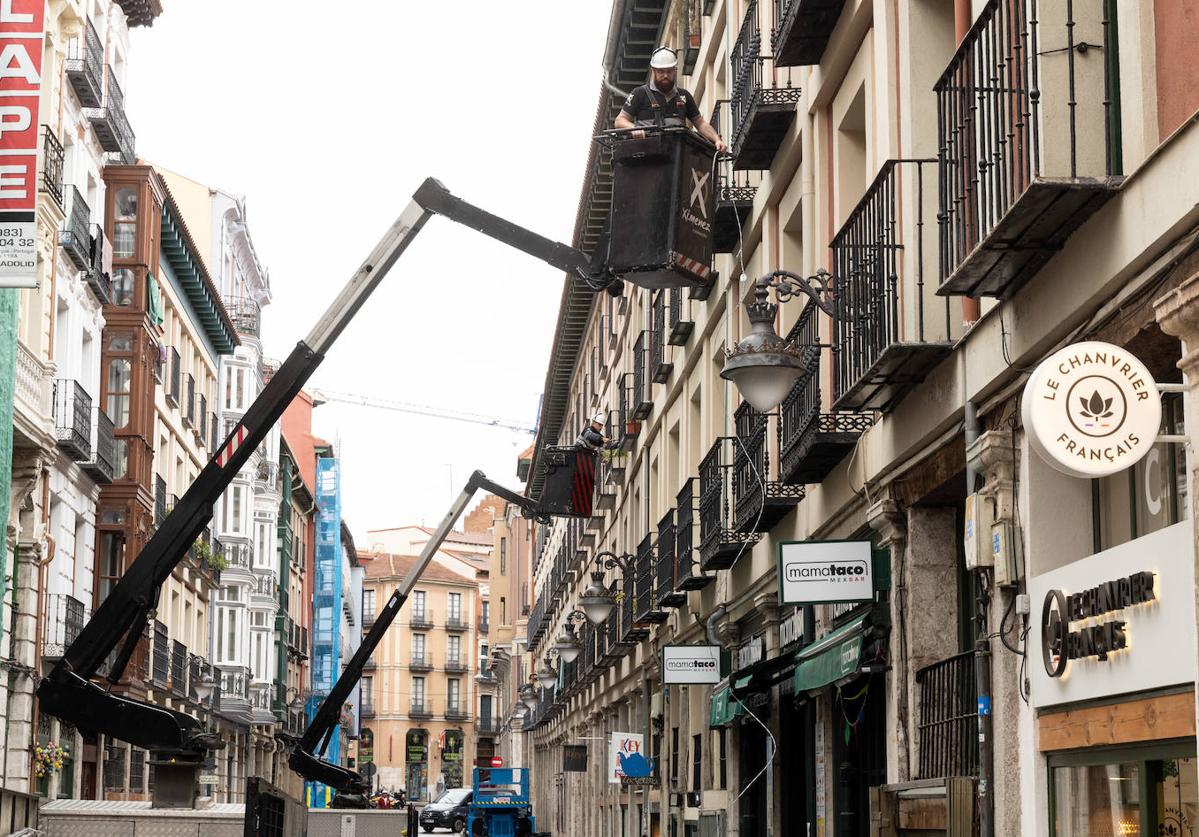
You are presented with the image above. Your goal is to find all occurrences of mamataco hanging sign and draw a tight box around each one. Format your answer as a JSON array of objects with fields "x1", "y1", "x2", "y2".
[
  {"x1": 0, "y1": 0, "x2": 46, "y2": 288},
  {"x1": 1022, "y1": 341, "x2": 1160, "y2": 479}
]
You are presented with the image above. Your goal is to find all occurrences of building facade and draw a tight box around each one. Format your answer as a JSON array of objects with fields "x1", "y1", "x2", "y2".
[
  {"x1": 522, "y1": 1, "x2": 1199, "y2": 837},
  {"x1": 360, "y1": 551, "x2": 479, "y2": 800}
]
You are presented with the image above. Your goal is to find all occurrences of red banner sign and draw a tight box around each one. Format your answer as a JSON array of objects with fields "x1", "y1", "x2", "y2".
[{"x1": 0, "y1": 0, "x2": 47, "y2": 288}]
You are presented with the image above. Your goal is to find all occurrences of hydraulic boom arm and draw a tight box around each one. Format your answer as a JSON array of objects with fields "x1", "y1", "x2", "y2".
[
  {"x1": 36, "y1": 179, "x2": 616, "y2": 785},
  {"x1": 290, "y1": 471, "x2": 546, "y2": 802}
]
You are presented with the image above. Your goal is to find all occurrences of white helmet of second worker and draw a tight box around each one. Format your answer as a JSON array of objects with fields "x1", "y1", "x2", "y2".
[
  {"x1": 590, "y1": 412, "x2": 606, "y2": 425},
  {"x1": 649, "y1": 47, "x2": 677, "y2": 70}
]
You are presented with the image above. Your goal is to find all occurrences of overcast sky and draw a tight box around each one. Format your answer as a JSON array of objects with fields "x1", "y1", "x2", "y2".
[{"x1": 128, "y1": 1, "x2": 615, "y2": 540}]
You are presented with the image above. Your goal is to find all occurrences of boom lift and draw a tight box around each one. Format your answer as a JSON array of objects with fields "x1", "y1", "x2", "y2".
[{"x1": 36, "y1": 128, "x2": 717, "y2": 808}]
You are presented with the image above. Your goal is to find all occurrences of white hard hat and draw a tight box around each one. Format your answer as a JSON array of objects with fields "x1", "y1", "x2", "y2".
[
  {"x1": 649, "y1": 47, "x2": 677, "y2": 70},
  {"x1": 591, "y1": 412, "x2": 606, "y2": 424}
]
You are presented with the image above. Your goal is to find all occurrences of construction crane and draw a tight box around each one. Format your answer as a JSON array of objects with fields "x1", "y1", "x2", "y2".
[{"x1": 311, "y1": 388, "x2": 536, "y2": 435}]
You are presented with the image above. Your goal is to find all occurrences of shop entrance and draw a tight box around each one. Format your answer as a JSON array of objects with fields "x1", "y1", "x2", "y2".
[
  {"x1": 406, "y1": 729, "x2": 428, "y2": 801},
  {"x1": 1049, "y1": 740, "x2": 1199, "y2": 836},
  {"x1": 833, "y1": 673, "x2": 887, "y2": 837},
  {"x1": 737, "y1": 703, "x2": 771, "y2": 837},
  {"x1": 779, "y1": 685, "x2": 815, "y2": 836}
]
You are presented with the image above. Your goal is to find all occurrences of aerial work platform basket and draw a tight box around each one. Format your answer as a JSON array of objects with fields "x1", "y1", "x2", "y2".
[
  {"x1": 599, "y1": 127, "x2": 717, "y2": 292},
  {"x1": 537, "y1": 446, "x2": 596, "y2": 518}
]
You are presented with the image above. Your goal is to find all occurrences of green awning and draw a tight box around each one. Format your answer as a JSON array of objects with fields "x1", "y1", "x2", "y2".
[
  {"x1": 709, "y1": 681, "x2": 744, "y2": 728},
  {"x1": 792, "y1": 615, "x2": 869, "y2": 694},
  {"x1": 146, "y1": 274, "x2": 165, "y2": 327}
]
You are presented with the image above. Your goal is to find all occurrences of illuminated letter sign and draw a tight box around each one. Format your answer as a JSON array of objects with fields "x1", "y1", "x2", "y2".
[
  {"x1": 1041, "y1": 571, "x2": 1156, "y2": 678},
  {"x1": 0, "y1": 0, "x2": 45, "y2": 288}
]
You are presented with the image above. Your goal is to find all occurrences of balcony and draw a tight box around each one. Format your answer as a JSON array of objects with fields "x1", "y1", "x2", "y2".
[
  {"x1": 667, "y1": 288, "x2": 694, "y2": 345},
  {"x1": 114, "y1": 0, "x2": 163, "y2": 27},
  {"x1": 730, "y1": 0, "x2": 801, "y2": 170},
  {"x1": 699, "y1": 437, "x2": 762, "y2": 571},
  {"x1": 445, "y1": 703, "x2": 469, "y2": 721},
  {"x1": 170, "y1": 640, "x2": 188, "y2": 698},
  {"x1": 363, "y1": 610, "x2": 376, "y2": 628},
  {"x1": 409, "y1": 701, "x2": 432, "y2": 720},
  {"x1": 674, "y1": 480, "x2": 713, "y2": 590},
  {"x1": 936, "y1": 0, "x2": 1120, "y2": 298},
  {"x1": 831, "y1": 159, "x2": 953, "y2": 413},
  {"x1": 151, "y1": 621, "x2": 169, "y2": 689},
  {"x1": 87, "y1": 71, "x2": 136, "y2": 164},
  {"x1": 478, "y1": 619, "x2": 489, "y2": 634},
  {"x1": 633, "y1": 534, "x2": 667, "y2": 624},
  {"x1": 59, "y1": 186, "x2": 93, "y2": 273},
  {"x1": 710, "y1": 101, "x2": 758, "y2": 255},
  {"x1": 619, "y1": 572, "x2": 649, "y2": 645},
  {"x1": 226, "y1": 297, "x2": 261, "y2": 338},
  {"x1": 361, "y1": 700, "x2": 375, "y2": 719},
  {"x1": 40, "y1": 128, "x2": 65, "y2": 210},
  {"x1": 80, "y1": 408, "x2": 115, "y2": 484},
  {"x1": 187, "y1": 654, "x2": 212, "y2": 704},
  {"x1": 476, "y1": 718, "x2": 500, "y2": 735},
  {"x1": 445, "y1": 656, "x2": 468, "y2": 673},
  {"x1": 84, "y1": 226, "x2": 112, "y2": 304},
  {"x1": 655, "y1": 510, "x2": 686, "y2": 608},
  {"x1": 43, "y1": 594, "x2": 88, "y2": 659},
  {"x1": 915, "y1": 651, "x2": 979, "y2": 780},
  {"x1": 410, "y1": 653, "x2": 433, "y2": 672},
  {"x1": 771, "y1": 0, "x2": 845, "y2": 66},
  {"x1": 445, "y1": 613, "x2": 468, "y2": 632},
  {"x1": 630, "y1": 337, "x2": 652, "y2": 421},
  {"x1": 778, "y1": 305, "x2": 874, "y2": 484},
  {"x1": 650, "y1": 301, "x2": 673, "y2": 382},
  {"x1": 65, "y1": 20, "x2": 103, "y2": 108},
  {"x1": 184, "y1": 374, "x2": 196, "y2": 429},
  {"x1": 410, "y1": 608, "x2": 433, "y2": 629},
  {"x1": 732, "y1": 402, "x2": 805, "y2": 533},
  {"x1": 166, "y1": 347, "x2": 181, "y2": 407},
  {"x1": 53, "y1": 380, "x2": 92, "y2": 462}
]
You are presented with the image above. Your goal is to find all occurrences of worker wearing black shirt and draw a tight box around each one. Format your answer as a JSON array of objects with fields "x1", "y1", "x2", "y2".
[{"x1": 615, "y1": 47, "x2": 727, "y2": 152}]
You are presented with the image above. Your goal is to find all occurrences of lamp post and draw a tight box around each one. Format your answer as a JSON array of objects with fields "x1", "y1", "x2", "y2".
[
  {"x1": 577, "y1": 551, "x2": 634, "y2": 625},
  {"x1": 720, "y1": 270, "x2": 836, "y2": 412},
  {"x1": 534, "y1": 652, "x2": 560, "y2": 691},
  {"x1": 553, "y1": 610, "x2": 590, "y2": 664}
]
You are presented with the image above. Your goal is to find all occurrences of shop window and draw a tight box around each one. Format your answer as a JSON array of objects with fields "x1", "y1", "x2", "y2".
[
  {"x1": 1049, "y1": 743, "x2": 1198, "y2": 836},
  {"x1": 1093, "y1": 393, "x2": 1188, "y2": 552}
]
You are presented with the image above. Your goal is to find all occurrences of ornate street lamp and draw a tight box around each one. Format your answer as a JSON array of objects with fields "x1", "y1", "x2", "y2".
[
  {"x1": 553, "y1": 611, "x2": 589, "y2": 663},
  {"x1": 577, "y1": 551, "x2": 634, "y2": 624},
  {"x1": 535, "y1": 653, "x2": 559, "y2": 691},
  {"x1": 720, "y1": 270, "x2": 834, "y2": 412},
  {"x1": 519, "y1": 679, "x2": 540, "y2": 711}
]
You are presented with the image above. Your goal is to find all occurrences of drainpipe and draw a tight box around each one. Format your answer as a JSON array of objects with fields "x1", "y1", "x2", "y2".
[
  {"x1": 965, "y1": 397, "x2": 993, "y2": 837},
  {"x1": 955, "y1": 0, "x2": 980, "y2": 328}
]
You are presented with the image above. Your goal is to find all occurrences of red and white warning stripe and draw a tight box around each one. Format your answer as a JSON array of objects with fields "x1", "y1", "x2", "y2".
[
  {"x1": 672, "y1": 252, "x2": 711, "y2": 280},
  {"x1": 216, "y1": 425, "x2": 247, "y2": 468}
]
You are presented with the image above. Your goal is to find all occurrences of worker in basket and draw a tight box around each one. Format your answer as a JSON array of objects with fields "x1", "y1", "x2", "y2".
[
  {"x1": 576, "y1": 412, "x2": 619, "y2": 455},
  {"x1": 614, "y1": 46, "x2": 727, "y2": 152}
]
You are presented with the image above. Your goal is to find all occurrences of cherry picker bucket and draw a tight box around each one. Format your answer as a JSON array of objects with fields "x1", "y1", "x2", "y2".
[
  {"x1": 538, "y1": 447, "x2": 595, "y2": 518},
  {"x1": 600, "y1": 127, "x2": 717, "y2": 292}
]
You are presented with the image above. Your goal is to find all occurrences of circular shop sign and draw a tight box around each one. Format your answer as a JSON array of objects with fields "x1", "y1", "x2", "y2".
[{"x1": 1021, "y1": 341, "x2": 1160, "y2": 479}]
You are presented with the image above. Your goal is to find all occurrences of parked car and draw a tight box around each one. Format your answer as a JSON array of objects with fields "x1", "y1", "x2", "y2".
[{"x1": 420, "y1": 787, "x2": 472, "y2": 833}]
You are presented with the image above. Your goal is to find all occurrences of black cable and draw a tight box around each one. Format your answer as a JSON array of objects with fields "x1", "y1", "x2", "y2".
[{"x1": 997, "y1": 593, "x2": 1022, "y2": 655}]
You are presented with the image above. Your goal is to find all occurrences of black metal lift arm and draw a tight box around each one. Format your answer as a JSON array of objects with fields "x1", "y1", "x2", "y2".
[
  {"x1": 289, "y1": 471, "x2": 544, "y2": 797},
  {"x1": 36, "y1": 179, "x2": 617, "y2": 764}
]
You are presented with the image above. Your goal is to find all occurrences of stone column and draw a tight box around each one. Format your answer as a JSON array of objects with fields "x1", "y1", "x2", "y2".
[
  {"x1": 866, "y1": 495, "x2": 909, "y2": 783},
  {"x1": 1155, "y1": 274, "x2": 1199, "y2": 752}
]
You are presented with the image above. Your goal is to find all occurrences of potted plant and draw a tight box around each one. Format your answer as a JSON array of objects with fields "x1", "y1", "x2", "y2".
[
  {"x1": 34, "y1": 742, "x2": 68, "y2": 779},
  {"x1": 625, "y1": 419, "x2": 641, "y2": 436},
  {"x1": 193, "y1": 539, "x2": 229, "y2": 573}
]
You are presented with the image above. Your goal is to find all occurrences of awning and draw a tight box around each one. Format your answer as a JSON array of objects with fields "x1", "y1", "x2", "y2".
[
  {"x1": 792, "y1": 614, "x2": 870, "y2": 694},
  {"x1": 730, "y1": 651, "x2": 800, "y2": 699},
  {"x1": 709, "y1": 680, "x2": 744, "y2": 728}
]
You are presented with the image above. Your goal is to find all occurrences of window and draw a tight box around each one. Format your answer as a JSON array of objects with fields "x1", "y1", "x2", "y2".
[
  {"x1": 448, "y1": 592, "x2": 462, "y2": 621},
  {"x1": 500, "y1": 597, "x2": 506, "y2": 624},
  {"x1": 111, "y1": 268, "x2": 134, "y2": 307},
  {"x1": 251, "y1": 611, "x2": 268, "y2": 628},
  {"x1": 500, "y1": 538, "x2": 507, "y2": 575},
  {"x1": 363, "y1": 589, "x2": 376, "y2": 620},
  {"x1": 717, "y1": 728, "x2": 727, "y2": 789},
  {"x1": 413, "y1": 590, "x2": 426, "y2": 618},
  {"x1": 113, "y1": 187, "x2": 137, "y2": 258},
  {"x1": 691, "y1": 734, "x2": 702, "y2": 791},
  {"x1": 254, "y1": 522, "x2": 271, "y2": 568},
  {"x1": 412, "y1": 676, "x2": 425, "y2": 704},
  {"x1": 481, "y1": 601, "x2": 489, "y2": 625},
  {"x1": 412, "y1": 634, "x2": 426, "y2": 662},
  {"x1": 96, "y1": 527, "x2": 125, "y2": 607},
  {"x1": 362, "y1": 675, "x2": 372, "y2": 707},
  {"x1": 219, "y1": 585, "x2": 241, "y2": 602},
  {"x1": 1094, "y1": 393, "x2": 1188, "y2": 552},
  {"x1": 670, "y1": 728, "x2": 679, "y2": 785},
  {"x1": 480, "y1": 643, "x2": 489, "y2": 659},
  {"x1": 447, "y1": 635, "x2": 461, "y2": 664},
  {"x1": 105, "y1": 336, "x2": 132, "y2": 430},
  {"x1": 448, "y1": 678, "x2": 460, "y2": 709}
]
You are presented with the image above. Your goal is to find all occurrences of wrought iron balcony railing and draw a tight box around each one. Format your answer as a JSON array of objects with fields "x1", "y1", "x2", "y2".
[
  {"x1": 445, "y1": 703, "x2": 469, "y2": 721},
  {"x1": 650, "y1": 299, "x2": 672, "y2": 383},
  {"x1": 731, "y1": 401, "x2": 805, "y2": 533},
  {"x1": 151, "y1": 620, "x2": 169, "y2": 688},
  {"x1": 772, "y1": 0, "x2": 846, "y2": 66},
  {"x1": 409, "y1": 701, "x2": 432, "y2": 719},
  {"x1": 410, "y1": 653, "x2": 432, "y2": 672},
  {"x1": 475, "y1": 717, "x2": 500, "y2": 734},
  {"x1": 667, "y1": 288, "x2": 694, "y2": 345},
  {"x1": 170, "y1": 640, "x2": 188, "y2": 697},
  {"x1": 226, "y1": 297, "x2": 261, "y2": 338},
  {"x1": 915, "y1": 651, "x2": 979, "y2": 780},
  {"x1": 360, "y1": 700, "x2": 375, "y2": 718},
  {"x1": 633, "y1": 533, "x2": 666, "y2": 624},
  {"x1": 155, "y1": 475, "x2": 167, "y2": 527},
  {"x1": 619, "y1": 570, "x2": 648, "y2": 645},
  {"x1": 445, "y1": 615, "x2": 468, "y2": 632},
  {"x1": 655, "y1": 510, "x2": 686, "y2": 608},
  {"x1": 87, "y1": 71, "x2": 136, "y2": 165},
  {"x1": 187, "y1": 654, "x2": 212, "y2": 703},
  {"x1": 40, "y1": 127, "x2": 65, "y2": 209},
  {"x1": 674, "y1": 479, "x2": 713, "y2": 591},
  {"x1": 81, "y1": 408, "x2": 115, "y2": 484},
  {"x1": 729, "y1": 0, "x2": 801, "y2": 170},
  {"x1": 699, "y1": 437, "x2": 762, "y2": 571},
  {"x1": 831, "y1": 159, "x2": 953, "y2": 413},
  {"x1": 778, "y1": 304, "x2": 874, "y2": 484},
  {"x1": 445, "y1": 656, "x2": 468, "y2": 673},
  {"x1": 631, "y1": 334, "x2": 653, "y2": 420},
  {"x1": 184, "y1": 374, "x2": 196, "y2": 428},
  {"x1": 198, "y1": 394, "x2": 208, "y2": 446},
  {"x1": 936, "y1": 0, "x2": 1121, "y2": 298},
  {"x1": 709, "y1": 100, "x2": 759, "y2": 256},
  {"x1": 85, "y1": 226, "x2": 112, "y2": 305},
  {"x1": 59, "y1": 186, "x2": 92, "y2": 272},
  {"x1": 43, "y1": 594, "x2": 88, "y2": 658},
  {"x1": 410, "y1": 608, "x2": 433, "y2": 629},
  {"x1": 53, "y1": 379, "x2": 93, "y2": 462},
  {"x1": 65, "y1": 20, "x2": 103, "y2": 108},
  {"x1": 167, "y1": 347, "x2": 181, "y2": 407}
]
